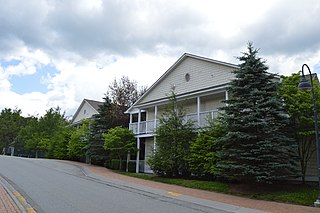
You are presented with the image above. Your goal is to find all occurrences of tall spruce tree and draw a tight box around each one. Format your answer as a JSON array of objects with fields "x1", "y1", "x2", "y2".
[{"x1": 218, "y1": 43, "x2": 298, "y2": 183}]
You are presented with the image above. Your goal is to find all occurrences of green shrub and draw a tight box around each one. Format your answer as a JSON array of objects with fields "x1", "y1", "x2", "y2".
[{"x1": 107, "y1": 159, "x2": 136, "y2": 172}]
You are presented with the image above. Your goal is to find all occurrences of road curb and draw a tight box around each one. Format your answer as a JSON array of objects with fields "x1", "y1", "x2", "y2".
[{"x1": 0, "y1": 176, "x2": 36, "y2": 213}]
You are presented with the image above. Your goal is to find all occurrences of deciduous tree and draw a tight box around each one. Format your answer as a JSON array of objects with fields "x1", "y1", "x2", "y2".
[
  {"x1": 279, "y1": 73, "x2": 320, "y2": 183},
  {"x1": 68, "y1": 119, "x2": 91, "y2": 161},
  {"x1": 189, "y1": 120, "x2": 225, "y2": 178},
  {"x1": 147, "y1": 92, "x2": 196, "y2": 177},
  {"x1": 0, "y1": 108, "x2": 25, "y2": 153},
  {"x1": 103, "y1": 126, "x2": 136, "y2": 171},
  {"x1": 108, "y1": 76, "x2": 147, "y2": 107}
]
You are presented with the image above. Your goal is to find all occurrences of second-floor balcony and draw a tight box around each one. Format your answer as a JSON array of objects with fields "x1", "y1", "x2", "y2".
[{"x1": 129, "y1": 109, "x2": 219, "y2": 135}]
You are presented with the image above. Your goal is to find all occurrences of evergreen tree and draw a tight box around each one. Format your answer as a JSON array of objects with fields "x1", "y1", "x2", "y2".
[
  {"x1": 86, "y1": 95, "x2": 129, "y2": 165},
  {"x1": 218, "y1": 43, "x2": 298, "y2": 183},
  {"x1": 147, "y1": 91, "x2": 196, "y2": 177}
]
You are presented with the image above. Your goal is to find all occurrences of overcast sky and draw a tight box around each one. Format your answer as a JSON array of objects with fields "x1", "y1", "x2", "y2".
[{"x1": 1, "y1": 0, "x2": 320, "y2": 117}]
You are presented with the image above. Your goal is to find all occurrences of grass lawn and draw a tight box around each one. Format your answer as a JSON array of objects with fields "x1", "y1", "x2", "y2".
[{"x1": 118, "y1": 172, "x2": 319, "y2": 206}]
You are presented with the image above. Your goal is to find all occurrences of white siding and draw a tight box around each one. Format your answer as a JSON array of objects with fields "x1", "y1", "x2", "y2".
[
  {"x1": 138, "y1": 57, "x2": 234, "y2": 105},
  {"x1": 73, "y1": 102, "x2": 98, "y2": 124},
  {"x1": 147, "y1": 108, "x2": 155, "y2": 120}
]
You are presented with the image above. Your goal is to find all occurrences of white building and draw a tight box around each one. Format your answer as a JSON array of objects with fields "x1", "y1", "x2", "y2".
[
  {"x1": 71, "y1": 99, "x2": 103, "y2": 126},
  {"x1": 126, "y1": 53, "x2": 237, "y2": 173}
]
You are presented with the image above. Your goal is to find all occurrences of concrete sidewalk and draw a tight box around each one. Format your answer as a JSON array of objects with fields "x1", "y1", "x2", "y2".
[{"x1": 76, "y1": 162, "x2": 320, "y2": 213}]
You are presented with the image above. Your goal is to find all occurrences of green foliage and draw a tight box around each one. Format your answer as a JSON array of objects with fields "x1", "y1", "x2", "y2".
[
  {"x1": 189, "y1": 120, "x2": 226, "y2": 177},
  {"x1": 279, "y1": 73, "x2": 320, "y2": 183},
  {"x1": 107, "y1": 159, "x2": 136, "y2": 172},
  {"x1": 147, "y1": 91, "x2": 197, "y2": 177},
  {"x1": 255, "y1": 186, "x2": 319, "y2": 206},
  {"x1": 103, "y1": 126, "x2": 136, "y2": 171},
  {"x1": 218, "y1": 43, "x2": 298, "y2": 183},
  {"x1": 17, "y1": 107, "x2": 70, "y2": 159},
  {"x1": 17, "y1": 116, "x2": 47, "y2": 157},
  {"x1": 86, "y1": 96, "x2": 129, "y2": 165},
  {"x1": 0, "y1": 108, "x2": 26, "y2": 152},
  {"x1": 68, "y1": 119, "x2": 91, "y2": 161},
  {"x1": 120, "y1": 172, "x2": 318, "y2": 206},
  {"x1": 86, "y1": 77, "x2": 146, "y2": 165}
]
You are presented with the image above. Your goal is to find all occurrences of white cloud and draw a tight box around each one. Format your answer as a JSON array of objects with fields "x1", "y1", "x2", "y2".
[{"x1": 0, "y1": 0, "x2": 320, "y2": 117}]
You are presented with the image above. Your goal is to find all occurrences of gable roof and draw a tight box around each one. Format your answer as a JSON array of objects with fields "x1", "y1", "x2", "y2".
[
  {"x1": 71, "y1": 99, "x2": 103, "y2": 123},
  {"x1": 126, "y1": 53, "x2": 238, "y2": 113},
  {"x1": 85, "y1": 99, "x2": 103, "y2": 112}
]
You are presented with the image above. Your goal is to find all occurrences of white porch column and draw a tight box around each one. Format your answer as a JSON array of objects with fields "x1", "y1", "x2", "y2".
[
  {"x1": 138, "y1": 109, "x2": 141, "y2": 134},
  {"x1": 145, "y1": 111, "x2": 148, "y2": 133},
  {"x1": 135, "y1": 109, "x2": 141, "y2": 173},
  {"x1": 225, "y1": 90, "x2": 229, "y2": 106},
  {"x1": 197, "y1": 96, "x2": 200, "y2": 127},
  {"x1": 129, "y1": 113, "x2": 132, "y2": 131},
  {"x1": 154, "y1": 105, "x2": 158, "y2": 131},
  {"x1": 136, "y1": 137, "x2": 140, "y2": 173}
]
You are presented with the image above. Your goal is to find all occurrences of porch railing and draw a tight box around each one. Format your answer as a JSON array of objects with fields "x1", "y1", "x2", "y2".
[{"x1": 129, "y1": 109, "x2": 219, "y2": 134}]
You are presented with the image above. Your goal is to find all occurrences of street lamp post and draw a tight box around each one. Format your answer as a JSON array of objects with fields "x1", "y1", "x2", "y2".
[{"x1": 298, "y1": 64, "x2": 320, "y2": 207}]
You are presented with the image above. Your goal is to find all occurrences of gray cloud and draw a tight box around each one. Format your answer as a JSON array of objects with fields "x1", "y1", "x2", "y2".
[
  {"x1": 44, "y1": 0, "x2": 210, "y2": 58},
  {"x1": 0, "y1": 0, "x2": 319, "y2": 64},
  {"x1": 0, "y1": 0, "x2": 228, "y2": 60},
  {"x1": 244, "y1": 0, "x2": 320, "y2": 56}
]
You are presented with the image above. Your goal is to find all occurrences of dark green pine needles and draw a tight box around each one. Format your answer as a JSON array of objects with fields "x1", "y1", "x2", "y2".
[{"x1": 218, "y1": 43, "x2": 298, "y2": 183}]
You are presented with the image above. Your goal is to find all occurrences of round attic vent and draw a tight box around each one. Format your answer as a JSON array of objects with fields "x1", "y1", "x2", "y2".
[{"x1": 185, "y1": 73, "x2": 190, "y2": 82}]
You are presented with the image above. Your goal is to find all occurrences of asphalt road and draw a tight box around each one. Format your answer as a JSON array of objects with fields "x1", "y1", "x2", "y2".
[{"x1": 0, "y1": 156, "x2": 264, "y2": 213}]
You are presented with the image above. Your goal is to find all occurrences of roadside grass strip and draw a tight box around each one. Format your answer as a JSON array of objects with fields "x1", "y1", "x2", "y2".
[{"x1": 118, "y1": 171, "x2": 320, "y2": 206}]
